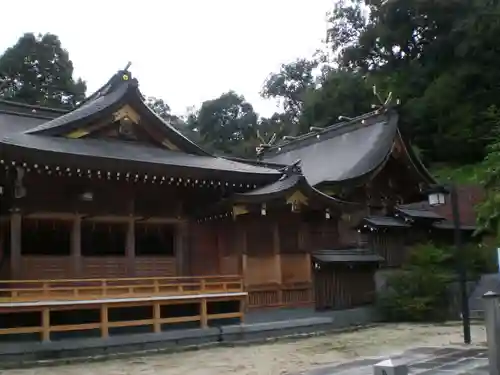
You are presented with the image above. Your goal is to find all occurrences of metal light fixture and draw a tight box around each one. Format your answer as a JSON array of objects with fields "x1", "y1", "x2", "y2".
[
  {"x1": 325, "y1": 208, "x2": 331, "y2": 219},
  {"x1": 424, "y1": 183, "x2": 471, "y2": 345},
  {"x1": 261, "y1": 203, "x2": 267, "y2": 216},
  {"x1": 428, "y1": 190, "x2": 446, "y2": 207}
]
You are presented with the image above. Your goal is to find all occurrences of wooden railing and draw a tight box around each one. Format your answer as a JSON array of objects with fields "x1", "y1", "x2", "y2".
[
  {"x1": 247, "y1": 282, "x2": 313, "y2": 308},
  {"x1": 0, "y1": 275, "x2": 243, "y2": 303},
  {"x1": 0, "y1": 276, "x2": 246, "y2": 342}
]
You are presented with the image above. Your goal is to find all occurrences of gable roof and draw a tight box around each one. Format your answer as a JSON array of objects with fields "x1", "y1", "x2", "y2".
[
  {"x1": 0, "y1": 69, "x2": 282, "y2": 182},
  {"x1": 24, "y1": 69, "x2": 210, "y2": 156},
  {"x1": 261, "y1": 109, "x2": 434, "y2": 187}
]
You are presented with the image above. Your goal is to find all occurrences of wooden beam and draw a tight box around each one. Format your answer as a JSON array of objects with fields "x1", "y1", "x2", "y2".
[
  {"x1": 84, "y1": 215, "x2": 143, "y2": 223},
  {"x1": 137, "y1": 217, "x2": 183, "y2": 224},
  {"x1": 24, "y1": 212, "x2": 80, "y2": 220},
  {"x1": 112, "y1": 104, "x2": 141, "y2": 124}
]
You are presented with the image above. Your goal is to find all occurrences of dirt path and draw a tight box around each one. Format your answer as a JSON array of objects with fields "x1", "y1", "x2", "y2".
[{"x1": 2, "y1": 323, "x2": 487, "y2": 375}]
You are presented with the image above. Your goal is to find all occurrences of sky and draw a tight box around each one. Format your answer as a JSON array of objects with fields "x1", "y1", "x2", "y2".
[{"x1": 0, "y1": 0, "x2": 334, "y2": 117}]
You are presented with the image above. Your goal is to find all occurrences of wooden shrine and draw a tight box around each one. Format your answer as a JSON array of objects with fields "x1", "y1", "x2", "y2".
[{"x1": 0, "y1": 68, "x2": 452, "y2": 342}]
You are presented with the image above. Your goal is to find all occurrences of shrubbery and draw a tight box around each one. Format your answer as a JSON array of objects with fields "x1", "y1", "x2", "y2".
[{"x1": 377, "y1": 241, "x2": 495, "y2": 322}]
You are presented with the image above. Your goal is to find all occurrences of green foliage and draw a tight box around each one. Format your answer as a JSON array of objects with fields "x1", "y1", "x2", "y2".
[
  {"x1": 325, "y1": 0, "x2": 500, "y2": 164},
  {"x1": 186, "y1": 91, "x2": 258, "y2": 157},
  {"x1": 261, "y1": 58, "x2": 318, "y2": 131},
  {"x1": 377, "y1": 241, "x2": 495, "y2": 322},
  {"x1": 430, "y1": 163, "x2": 482, "y2": 184},
  {"x1": 378, "y1": 269, "x2": 451, "y2": 322},
  {"x1": 475, "y1": 105, "x2": 500, "y2": 235},
  {"x1": 0, "y1": 33, "x2": 86, "y2": 108},
  {"x1": 378, "y1": 243, "x2": 452, "y2": 322},
  {"x1": 300, "y1": 70, "x2": 373, "y2": 130}
]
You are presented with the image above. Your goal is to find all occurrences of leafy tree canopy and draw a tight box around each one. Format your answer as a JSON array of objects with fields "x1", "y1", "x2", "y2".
[
  {"x1": 187, "y1": 91, "x2": 258, "y2": 157},
  {"x1": 261, "y1": 58, "x2": 318, "y2": 133},
  {"x1": 326, "y1": 0, "x2": 500, "y2": 164},
  {"x1": 0, "y1": 33, "x2": 86, "y2": 109}
]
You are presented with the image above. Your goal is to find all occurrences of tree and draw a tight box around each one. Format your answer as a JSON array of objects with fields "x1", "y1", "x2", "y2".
[
  {"x1": 300, "y1": 69, "x2": 373, "y2": 130},
  {"x1": 475, "y1": 106, "x2": 500, "y2": 235},
  {"x1": 146, "y1": 97, "x2": 172, "y2": 121},
  {"x1": 146, "y1": 96, "x2": 201, "y2": 142},
  {"x1": 0, "y1": 33, "x2": 86, "y2": 108},
  {"x1": 188, "y1": 91, "x2": 258, "y2": 157},
  {"x1": 261, "y1": 58, "x2": 318, "y2": 133},
  {"x1": 325, "y1": 0, "x2": 500, "y2": 165}
]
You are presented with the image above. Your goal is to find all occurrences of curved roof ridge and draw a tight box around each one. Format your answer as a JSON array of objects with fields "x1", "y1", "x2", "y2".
[
  {"x1": 263, "y1": 111, "x2": 399, "y2": 185},
  {"x1": 0, "y1": 99, "x2": 69, "y2": 114},
  {"x1": 24, "y1": 75, "x2": 134, "y2": 135},
  {"x1": 266, "y1": 109, "x2": 383, "y2": 154}
]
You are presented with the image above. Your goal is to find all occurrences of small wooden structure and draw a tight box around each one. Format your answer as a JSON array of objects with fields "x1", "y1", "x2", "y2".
[{"x1": 0, "y1": 68, "x2": 449, "y2": 341}]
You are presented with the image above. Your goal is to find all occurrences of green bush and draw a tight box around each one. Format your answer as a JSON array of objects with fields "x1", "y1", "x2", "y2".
[
  {"x1": 377, "y1": 241, "x2": 496, "y2": 322},
  {"x1": 377, "y1": 269, "x2": 451, "y2": 322},
  {"x1": 377, "y1": 243, "x2": 452, "y2": 322}
]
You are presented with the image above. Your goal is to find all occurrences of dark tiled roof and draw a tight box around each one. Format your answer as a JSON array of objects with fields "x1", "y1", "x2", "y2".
[
  {"x1": 363, "y1": 216, "x2": 410, "y2": 228},
  {"x1": 0, "y1": 133, "x2": 281, "y2": 177},
  {"x1": 313, "y1": 249, "x2": 384, "y2": 263},
  {"x1": 25, "y1": 78, "x2": 132, "y2": 135},
  {"x1": 237, "y1": 174, "x2": 302, "y2": 197},
  {"x1": 431, "y1": 185, "x2": 484, "y2": 226},
  {"x1": 262, "y1": 111, "x2": 398, "y2": 185},
  {"x1": 398, "y1": 185, "x2": 484, "y2": 227},
  {"x1": 0, "y1": 69, "x2": 282, "y2": 177},
  {"x1": 0, "y1": 99, "x2": 66, "y2": 119},
  {"x1": 432, "y1": 221, "x2": 476, "y2": 231},
  {"x1": 234, "y1": 171, "x2": 359, "y2": 207},
  {"x1": 395, "y1": 207, "x2": 445, "y2": 220},
  {"x1": 0, "y1": 112, "x2": 48, "y2": 136}
]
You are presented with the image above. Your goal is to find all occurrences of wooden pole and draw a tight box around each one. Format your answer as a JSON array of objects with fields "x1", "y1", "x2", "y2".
[
  {"x1": 10, "y1": 209, "x2": 21, "y2": 279},
  {"x1": 71, "y1": 215, "x2": 82, "y2": 277},
  {"x1": 175, "y1": 221, "x2": 188, "y2": 276},
  {"x1": 273, "y1": 223, "x2": 282, "y2": 305},
  {"x1": 126, "y1": 216, "x2": 135, "y2": 276}
]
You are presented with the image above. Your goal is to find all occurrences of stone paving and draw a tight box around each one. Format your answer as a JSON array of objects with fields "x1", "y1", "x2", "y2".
[{"x1": 300, "y1": 347, "x2": 489, "y2": 375}]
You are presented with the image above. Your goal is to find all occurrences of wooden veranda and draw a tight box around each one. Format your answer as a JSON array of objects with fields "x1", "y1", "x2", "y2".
[{"x1": 0, "y1": 275, "x2": 245, "y2": 342}]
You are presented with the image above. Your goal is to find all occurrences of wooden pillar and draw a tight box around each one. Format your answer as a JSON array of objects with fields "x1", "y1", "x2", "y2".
[
  {"x1": 273, "y1": 223, "x2": 282, "y2": 305},
  {"x1": 175, "y1": 221, "x2": 188, "y2": 276},
  {"x1": 239, "y1": 225, "x2": 247, "y2": 286},
  {"x1": 71, "y1": 215, "x2": 82, "y2": 277},
  {"x1": 126, "y1": 217, "x2": 135, "y2": 276},
  {"x1": 10, "y1": 209, "x2": 21, "y2": 279}
]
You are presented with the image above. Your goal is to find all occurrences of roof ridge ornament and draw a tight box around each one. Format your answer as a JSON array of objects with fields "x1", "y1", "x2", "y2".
[
  {"x1": 256, "y1": 130, "x2": 277, "y2": 156},
  {"x1": 279, "y1": 159, "x2": 302, "y2": 180},
  {"x1": 371, "y1": 85, "x2": 400, "y2": 111}
]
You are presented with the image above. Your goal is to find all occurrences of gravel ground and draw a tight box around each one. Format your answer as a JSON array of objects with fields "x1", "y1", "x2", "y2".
[{"x1": 0, "y1": 323, "x2": 487, "y2": 375}]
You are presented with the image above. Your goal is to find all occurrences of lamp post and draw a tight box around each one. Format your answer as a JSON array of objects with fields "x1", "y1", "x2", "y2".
[{"x1": 426, "y1": 184, "x2": 471, "y2": 344}]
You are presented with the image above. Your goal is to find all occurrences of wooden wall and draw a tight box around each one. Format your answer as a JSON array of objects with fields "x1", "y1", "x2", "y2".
[
  {"x1": 15, "y1": 256, "x2": 176, "y2": 280},
  {"x1": 189, "y1": 213, "x2": 316, "y2": 309},
  {"x1": 371, "y1": 231, "x2": 410, "y2": 268},
  {"x1": 314, "y1": 264, "x2": 376, "y2": 310}
]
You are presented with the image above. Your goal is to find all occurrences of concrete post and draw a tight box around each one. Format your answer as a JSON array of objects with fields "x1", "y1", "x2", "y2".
[
  {"x1": 373, "y1": 358, "x2": 408, "y2": 375},
  {"x1": 483, "y1": 291, "x2": 500, "y2": 375}
]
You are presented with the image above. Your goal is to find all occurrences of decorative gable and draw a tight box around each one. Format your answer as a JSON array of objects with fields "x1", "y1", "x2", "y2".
[
  {"x1": 25, "y1": 69, "x2": 208, "y2": 156},
  {"x1": 63, "y1": 104, "x2": 180, "y2": 150}
]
